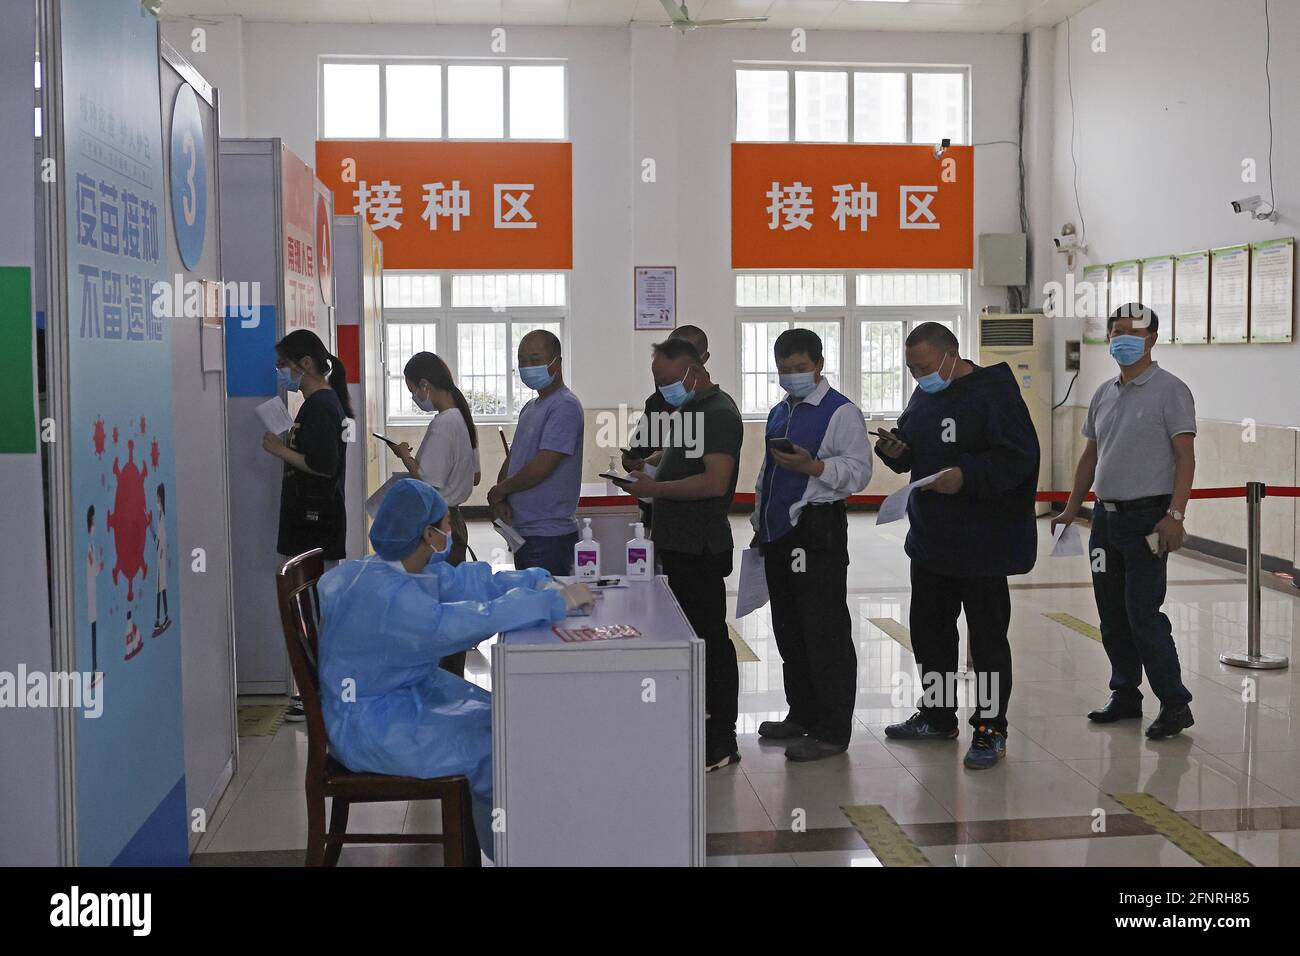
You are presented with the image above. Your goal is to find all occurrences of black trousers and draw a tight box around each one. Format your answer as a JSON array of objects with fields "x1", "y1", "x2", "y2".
[
  {"x1": 763, "y1": 503, "x2": 855, "y2": 745},
  {"x1": 908, "y1": 563, "x2": 1013, "y2": 733},
  {"x1": 660, "y1": 547, "x2": 738, "y2": 754},
  {"x1": 1089, "y1": 501, "x2": 1192, "y2": 706}
]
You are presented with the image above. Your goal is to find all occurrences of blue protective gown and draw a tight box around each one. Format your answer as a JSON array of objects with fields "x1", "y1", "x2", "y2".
[{"x1": 317, "y1": 555, "x2": 566, "y2": 852}]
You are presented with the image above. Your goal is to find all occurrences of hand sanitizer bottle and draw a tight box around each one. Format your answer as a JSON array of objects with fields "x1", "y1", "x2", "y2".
[
  {"x1": 626, "y1": 522, "x2": 653, "y2": 580},
  {"x1": 605, "y1": 454, "x2": 621, "y2": 495},
  {"x1": 574, "y1": 518, "x2": 600, "y2": 579}
]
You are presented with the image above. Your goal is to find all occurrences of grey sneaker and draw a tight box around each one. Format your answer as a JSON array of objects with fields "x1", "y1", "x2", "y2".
[
  {"x1": 884, "y1": 711, "x2": 959, "y2": 740},
  {"x1": 784, "y1": 737, "x2": 848, "y2": 762}
]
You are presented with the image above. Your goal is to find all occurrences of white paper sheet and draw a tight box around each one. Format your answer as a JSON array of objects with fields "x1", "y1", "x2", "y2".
[
  {"x1": 875, "y1": 469, "x2": 952, "y2": 525},
  {"x1": 493, "y1": 518, "x2": 526, "y2": 552},
  {"x1": 735, "y1": 547, "x2": 768, "y2": 618},
  {"x1": 364, "y1": 474, "x2": 404, "y2": 520},
  {"x1": 255, "y1": 396, "x2": 296, "y2": 435},
  {"x1": 1050, "y1": 522, "x2": 1084, "y2": 557}
]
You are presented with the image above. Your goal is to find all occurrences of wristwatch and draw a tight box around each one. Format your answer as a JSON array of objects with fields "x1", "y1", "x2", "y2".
[{"x1": 1167, "y1": 508, "x2": 1185, "y2": 522}]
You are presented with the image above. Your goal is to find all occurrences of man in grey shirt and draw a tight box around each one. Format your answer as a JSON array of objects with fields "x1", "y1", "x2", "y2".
[{"x1": 1052, "y1": 303, "x2": 1196, "y2": 739}]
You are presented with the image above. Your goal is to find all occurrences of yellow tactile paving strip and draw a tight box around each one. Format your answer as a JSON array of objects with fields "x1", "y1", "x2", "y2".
[
  {"x1": 841, "y1": 804, "x2": 932, "y2": 867},
  {"x1": 1110, "y1": 793, "x2": 1253, "y2": 867}
]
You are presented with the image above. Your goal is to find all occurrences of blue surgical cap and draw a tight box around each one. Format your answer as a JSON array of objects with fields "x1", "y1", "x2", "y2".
[{"x1": 368, "y1": 479, "x2": 450, "y2": 560}]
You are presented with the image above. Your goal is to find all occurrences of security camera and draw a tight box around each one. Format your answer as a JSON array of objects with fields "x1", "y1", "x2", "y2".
[
  {"x1": 932, "y1": 138, "x2": 952, "y2": 159},
  {"x1": 1053, "y1": 234, "x2": 1080, "y2": 251},
  {"x1": 1231, "y1": 195, "x2": 1279, "y2": 222}
]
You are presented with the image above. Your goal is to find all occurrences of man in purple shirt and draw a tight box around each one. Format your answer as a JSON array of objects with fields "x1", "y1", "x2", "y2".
[{"x1": 488, "y1": 330, "x2": 585, "y2": 576}]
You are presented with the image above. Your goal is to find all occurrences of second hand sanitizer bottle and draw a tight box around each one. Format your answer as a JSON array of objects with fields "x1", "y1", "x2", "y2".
[
  {"x1": 574, "y1": 517, "x2": 600, "y2": 579},
  {"x1": 625, "y1": 522, "x2": 653, "y2": 580}
]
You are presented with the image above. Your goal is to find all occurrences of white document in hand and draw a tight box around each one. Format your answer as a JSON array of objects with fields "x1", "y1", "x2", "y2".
[
  {"x1": 493, "y1": 519, "x2": 526, "y2": 552},
  {"x1": 255, "y1": 397, "x2": 296, "y2": 436},
  {"x1": 735, "y1": 547, "x2": 768, "y2": 618},
  {"x1": 876, "y1": 469, "x2": 953, "y2": 525},
  {"x1": 1050, "y1": 523, "x2": 1084, "y2": 557},
  {"x1": 364, "y1": 474, "x2": 404, "y2": 520}
]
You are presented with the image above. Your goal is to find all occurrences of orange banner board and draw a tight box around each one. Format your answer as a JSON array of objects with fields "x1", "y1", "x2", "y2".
[
  {"x1": 731, "y1": 143, "x2": 974, "y2": 270},
  {"x1": 314, "y1": 141, "x2": 572, "y2": 270}
]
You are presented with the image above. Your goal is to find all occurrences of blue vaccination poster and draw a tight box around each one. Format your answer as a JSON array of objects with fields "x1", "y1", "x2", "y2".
[{"x1": 61, "y1": 0, "x2": 188, "y2": 866}]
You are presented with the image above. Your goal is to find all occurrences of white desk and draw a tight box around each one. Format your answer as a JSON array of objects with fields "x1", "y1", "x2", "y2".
[{"x1": 490, "y1": 576, "x2": 705, "y2": 866}]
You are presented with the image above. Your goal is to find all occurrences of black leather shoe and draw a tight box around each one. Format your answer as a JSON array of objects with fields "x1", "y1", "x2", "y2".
[
  {"x1": 1146, "y1": 703, "x2": 1194, "y2": 740},
  {"x1": 1087, "y1": 694, "x2": 1143, "y2": 723},
  {"x1": 758, "y1": 718, "x2": 808, "y2": 740}
]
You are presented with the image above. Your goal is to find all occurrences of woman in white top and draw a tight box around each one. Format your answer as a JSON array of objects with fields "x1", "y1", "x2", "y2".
[
  {"x1": 394, "y1": 351, "x2": 480, "y2": 556},
  {"x1": 393, "y1": 352, "x2": 481, "y2": 677}
]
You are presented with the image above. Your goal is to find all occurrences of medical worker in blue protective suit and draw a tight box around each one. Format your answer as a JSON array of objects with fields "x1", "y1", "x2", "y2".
[{"x1": 317, "y1": 478, "x2": 586, "y2": 858}]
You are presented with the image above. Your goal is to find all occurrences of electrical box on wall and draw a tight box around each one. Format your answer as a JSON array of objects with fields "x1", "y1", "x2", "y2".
[
  {"x1": 978, "y1": 233, "x2": 1027, "y2": 287},
  {"x1": 1065, "y1": 339, "x2": 1081, "y2": 372}
]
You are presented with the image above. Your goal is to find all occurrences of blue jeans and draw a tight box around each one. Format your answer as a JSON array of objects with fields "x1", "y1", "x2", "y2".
[
  {"x1": 513, "y1": 531, "x2": 579, "y2": 577},
  {"x1": 1089, "y1": 502, "x2": 1192, "y2": 707}
]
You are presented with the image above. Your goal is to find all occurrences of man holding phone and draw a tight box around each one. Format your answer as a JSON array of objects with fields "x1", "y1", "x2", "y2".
[
  {"x1": 874, "y1": 322, "x2": 1039, "y2": 770},
  {"x1": 751, "y1": 329, "x2": 873, "y2": 761},
  {"x1": 1052, "y1": 303, "x2": 1196, "y2": 740},
  {"x1": 620, "y1": 337, "x2": 743, "y2": 771}
]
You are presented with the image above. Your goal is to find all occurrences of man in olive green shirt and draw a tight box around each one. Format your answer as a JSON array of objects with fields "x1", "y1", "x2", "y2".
[{"x1": 621, "y1": 337, "x2": 744, "y2": 770}]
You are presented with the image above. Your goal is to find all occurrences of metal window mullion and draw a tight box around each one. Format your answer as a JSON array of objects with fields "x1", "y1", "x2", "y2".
[
  {"x1": 787, "y1": 68, "x2": 796, "y2": 142},
  {"x1": 502, "y1": 63, "x2": 511, "y2": 139},
  {"x1": 378, "y1": 61, "x2": 387, "y2": 139},
  {"x1": 905, "y1": 70, "x2": 914, "y2": 144}
]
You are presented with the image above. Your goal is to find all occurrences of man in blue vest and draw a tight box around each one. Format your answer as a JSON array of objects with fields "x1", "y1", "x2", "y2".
[
  {"x1": 751, "y1": 329, "x2": 874, "y2": 761},
  {"x1": 874, "y1": 322, "x2": 1039, "y2": 769}
]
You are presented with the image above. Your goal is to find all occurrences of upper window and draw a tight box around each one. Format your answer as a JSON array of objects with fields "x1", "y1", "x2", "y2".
[
  {"x1": 321, "y1": 59, "x2": 567, "y2": 141},
  {"x1": 735, "y1": 66, "x2": 968, "y2": 145}
]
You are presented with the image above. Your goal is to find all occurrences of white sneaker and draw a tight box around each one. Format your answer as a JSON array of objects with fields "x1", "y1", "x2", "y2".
[{"x1": 284, "y1": 695, "x2": 306, "y2": 722}]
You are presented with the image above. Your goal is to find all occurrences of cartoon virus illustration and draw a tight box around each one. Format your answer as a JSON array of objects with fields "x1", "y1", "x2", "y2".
[
  {"x1": 92, "y1": 418, "x2": 107, "y2": 457},
  {"x1": 112, "y1": 425, "x2": 120, "y2": 445},
  {"x1": 150, "y1": 438, "x2": 160, "y2": 470},
  {"x1": 107, "y1": 439, "x2": 151, "y2": 601},
  {"x1": 139, "y1": 416, "x2": 147, "y2": 434}
]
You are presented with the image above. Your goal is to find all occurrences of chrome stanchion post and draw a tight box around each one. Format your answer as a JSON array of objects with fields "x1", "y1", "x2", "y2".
[{"x1": 1221, "y1": 481, "x2": 1289, "y2": 669}]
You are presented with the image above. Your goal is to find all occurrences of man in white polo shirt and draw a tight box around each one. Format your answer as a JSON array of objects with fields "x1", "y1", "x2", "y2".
[{"x1": 1052, "y1": 303, "x2": 1197, "y2": 740}]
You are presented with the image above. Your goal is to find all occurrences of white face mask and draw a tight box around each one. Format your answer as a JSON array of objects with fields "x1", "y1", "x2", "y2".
[{"x1": 412, "y1": 382, "x2": 436, "y2": 413}]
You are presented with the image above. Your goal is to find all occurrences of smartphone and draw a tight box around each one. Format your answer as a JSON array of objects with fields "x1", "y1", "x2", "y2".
[
  {"x1": 372, "y1": 432, "x2": 400, "y2": 449},
  {"x1": 599, "y1": 472, "x2": 634, "y2": 486},
  {"x1": 766, "y1": 437, "x2": 796, "y2": 454},
  {"x1": 870, "y1": 429, "x2": 895, "y2": 439},
  {"x1": 1145, "y1": 531, "x2": 1166, "y2": 556},
  {"x1": 498, "y1": 426, "x2": 510, "y2": 456}
]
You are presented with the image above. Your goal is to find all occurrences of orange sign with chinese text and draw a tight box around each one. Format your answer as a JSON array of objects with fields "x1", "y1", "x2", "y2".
[
  {"x1": 732, "y1": 143, "x2": 974, "y2": 269},
  {"x1": 314, "y1": 140, "x2": 572, "y2": 270}
]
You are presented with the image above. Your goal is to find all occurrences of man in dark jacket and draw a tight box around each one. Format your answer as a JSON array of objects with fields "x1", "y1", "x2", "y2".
[{"x1": 874, "y1": 322, "x2": 1039, "y2": 769}]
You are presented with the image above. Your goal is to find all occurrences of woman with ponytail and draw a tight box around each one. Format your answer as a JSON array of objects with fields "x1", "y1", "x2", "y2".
[
  {"x1": 262, "y1": 328, "x2": 351, "y2": 717},
  {"x1": 392, "y1": 351, "x2": 481, "y2": 676},
  {"x1": 394, "y1": 351, "x2": 479, "y2": 561}
]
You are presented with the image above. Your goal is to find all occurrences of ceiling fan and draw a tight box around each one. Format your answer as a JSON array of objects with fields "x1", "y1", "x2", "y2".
[{"x1": 657, "y1": 0, "x2": 769, "y2": 31}]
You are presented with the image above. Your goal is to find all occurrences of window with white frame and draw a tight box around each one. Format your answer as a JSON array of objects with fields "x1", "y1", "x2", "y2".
[
  {"x1": 736, "y1": 271, "x2": 967, "y2": 418},
  {"x1": 321, "y1": 58, "x2": 566, "y2": 140},
  {"x1": 383, "y1": 272, "x2": 567, "y2": 423},
  {"x1": 735, "y1": 66, "x2": 968, "y2": 145}
]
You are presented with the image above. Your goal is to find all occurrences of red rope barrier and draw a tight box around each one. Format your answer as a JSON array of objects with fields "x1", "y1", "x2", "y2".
[{"x1": 577, "y1": 485, "x2": 1300, "y2": 509}]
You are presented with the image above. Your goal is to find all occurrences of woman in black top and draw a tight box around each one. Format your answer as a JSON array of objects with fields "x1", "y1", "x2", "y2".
[{"x1": 261, "y1": 328, "x2": 351, "y2": 562}]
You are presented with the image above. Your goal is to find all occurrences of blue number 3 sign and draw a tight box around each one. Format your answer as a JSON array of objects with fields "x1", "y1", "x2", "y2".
[{"x1": 169, "y1": 84, "x2": 207, "y2": 270}]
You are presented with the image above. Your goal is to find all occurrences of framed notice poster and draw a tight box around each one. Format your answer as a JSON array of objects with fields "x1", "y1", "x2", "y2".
[
  {"x1": 1140, "y1": 256, "x2": 1175, "y2": 344},
  {"x1": 1174, "y1": 251, "x2": 1210, "y2": 344},
  {"x1": 1110, "y1": 260, "x2": 1141, "y2": 309},
  {"x1": 1080, "y1": 264, "x2": 1110, "y2": 344},
  {"x1": 1249, "y1": 237, "x2": 1294, "y2": 343},
  {"x1": 635, "y1": 266, "x2": 677, "y2": 330},
  {"x1": 1210, "y1": 245, "x2": 1250, "y2": 344}
]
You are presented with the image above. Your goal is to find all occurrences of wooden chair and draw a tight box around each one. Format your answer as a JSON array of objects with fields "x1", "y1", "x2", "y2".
[{"x1": 275, "y1": 549, "x2": 481, "y2": 867}]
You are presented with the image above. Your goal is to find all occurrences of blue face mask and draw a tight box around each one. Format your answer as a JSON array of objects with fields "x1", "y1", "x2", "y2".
[
  {"x1": 277, "y1": 365, "x2": 303, "y2": 392},
  {"x1": 779, "y1": 371, "x2": 818, "y2": 399},
  {"x1": 519, "y1": 357, "x2": 557, "y2": 391},
  {"x1": 659, "y1": 367, "x2": 696, "y2": 408},
  {"x1": 1109, "y1": 334, "x2": 1147, "y2": 367},
  {"x1": 915, "y1": 352, "x2": 955, "y2": 394}
]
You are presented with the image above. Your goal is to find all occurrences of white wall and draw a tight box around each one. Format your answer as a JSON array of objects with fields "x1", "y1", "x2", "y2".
[
  {"x1": 172, "y1": 18, "x2": 1025, "y2": 413},
  {"x1": 1049, "y1": 0, "x2": 1299, "y2": 425}
]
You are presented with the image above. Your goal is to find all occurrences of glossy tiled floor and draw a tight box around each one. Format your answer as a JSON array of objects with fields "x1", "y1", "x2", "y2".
[{"x1": 194, "y1": 514, "x2": 1300, "y2": 867}]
